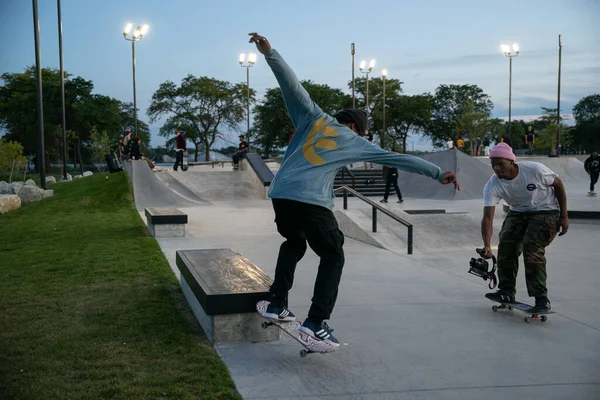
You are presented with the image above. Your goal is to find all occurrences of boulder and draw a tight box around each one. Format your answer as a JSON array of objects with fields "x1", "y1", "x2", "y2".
[
  {"x1": 0, "y1": 194, "x2": 21, "y2": 214},
  {"x1": 11, "y1": 182, "x2": 23, "y2": 194},
  {"x1": 0, "y1": 181, "x2": 11, "y2": 194},
  {"x1": 43, "y1": 189, "x2": 54, "y2": 199},
  {"x1": 24, "y1": 179, "x2": 37, "y2": 187},
  {"x1": 74, "y1": 174, "x2": 83, "y2": 180},
  {"x1": 60, "y1": 173, "x2": 73, "y2": 182},
  {"x1": 17, "y1": 185, "x2": 45, "y2": 204},
  {"x1": 45, "y1": 176, "x2": 57, "y2": 185},
  {"x1": 82, "y1": 171, "x2": 93, "y2": 177}
]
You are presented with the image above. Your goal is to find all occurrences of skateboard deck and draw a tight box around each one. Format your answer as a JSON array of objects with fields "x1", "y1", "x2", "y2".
[
  {"x1": 488, "y1": 298, "x2": 555, "y2": 323},
  {"x1": 181, "y1": 151, "x2": 189, "y2": 171},
  {"x1": 588, "y1": 192, "x2": 597, "y2": 197},
  {"x1": 256, "y1": 300, "x2": 338, "y2": 357}
]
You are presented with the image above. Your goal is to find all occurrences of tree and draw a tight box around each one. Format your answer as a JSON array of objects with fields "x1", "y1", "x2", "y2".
[
  {"x1": 426, "y1": 84, "x2": 494, "y2": 147},
  {"x1": 89, "y1": 126, "x2": 111, "y2": 171},
  {"x1": 0, "y1": 140, "x2": 27, "y2": 182},
  {"x1": 572, "y1": 94, "x2": 600, "y2": 152},
  {"x1": 377, "y1": 94, "x2": 432, "y2": 152},
  {"x1": 253, "y1": 80, "x2": 352, "y2": 158},
  {"x1": 148, "y1": 76, "x2": 252, "y2": 161},
  {"x1": 454, "y1": 100, "x2": 490, "y2": 154}
]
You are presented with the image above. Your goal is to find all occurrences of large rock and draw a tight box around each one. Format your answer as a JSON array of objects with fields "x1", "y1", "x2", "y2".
[
  {"x1": 60, "y1": 173, "x2": 73, "y2": 182},
  {"x1": 82, "y1": 171, "x2": 93, "y2": 177},
  {"x1": 24, "y1": 179, "x2": 37, "y2": 187},
  {"x1": 45, "y1": 176, "x2": 57, "y2": 185},
  {"x1": 17, "y1": 185, "x2": 45, "y2": 204},
  {"x1": 74, "y1": 174, "x2": 83, "y2": 180},
  {"x1": 0, "y1": 194, "x2": 21, "y2": 214},
  {"x1": 11, "y1": 182, "x2": 23, "y2": 194},
  {"x1": 43, "y1": 189, "x2": 54, "y2": 199},
  {"x1": 0, "y1": 181, "x2": 11, "y2": 194}
]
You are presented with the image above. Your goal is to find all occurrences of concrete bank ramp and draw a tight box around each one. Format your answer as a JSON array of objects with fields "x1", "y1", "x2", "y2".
[
  {"x1": 335, "y1": 208, "x2": 503, "y2": 254},
  {"x1": 124, "y1": 160, "x2": 205, "y2": 211},
  {"x1": 397, "y1": 149, "x2": 492, "y2": 200}
]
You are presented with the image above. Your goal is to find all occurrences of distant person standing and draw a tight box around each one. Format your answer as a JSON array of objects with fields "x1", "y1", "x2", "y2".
[
  {"x1": 363, "y1": 131, "x2": 374, "y2": 169},
  {"x1": 173, "y1": 128, "x2": 187, "y2": 171},
  {"x1": 483, "y1": 137, "x2": 491, "y2": 156},
  {"x1": 456, "y1": 136, "x2": 465, "y2": 151},
  {"x1": 123, "y1": 130, "x2": 132, "y2": 159},
  {"x1": 476, "y1": 137, "x2": 483, "y2": 156},
  {"x1": 129, "y1": 136, "x2": 143, "y2": 160},
  {"x1": 118, "y1": 139, "x2": 125, "y2": 163},
  {"x1": 233, "y1": 135, "x2": 249, "y2": 170},
  {"x1": 525, "y1": 126, "x2": 535, "y2": 155},
  {"x1": 584, "y1": 150, "x2": 600, "y2": 196},
  {"x1": 380, "y1": 148, "x2": 404, "y2": 204},
  {"x1": 446, "y1": 138, "x2": 454, "y2": 150}
]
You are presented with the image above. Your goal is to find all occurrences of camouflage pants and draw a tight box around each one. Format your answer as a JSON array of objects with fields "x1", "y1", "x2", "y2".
[{"x1": 497, "y1": 210, "x2": 560, "y2": 298}]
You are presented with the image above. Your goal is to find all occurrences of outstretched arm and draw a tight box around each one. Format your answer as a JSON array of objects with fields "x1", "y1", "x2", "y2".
[
  {"x1": 249, "y1": 33, "x2": 322, "y2": 129},
  {"x1": 481, "y1": 206, "x2": 495, "y2": 257}
]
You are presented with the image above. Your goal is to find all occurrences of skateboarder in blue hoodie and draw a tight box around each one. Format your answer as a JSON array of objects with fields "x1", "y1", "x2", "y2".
[{"x1": 249, "y1": 33, "x2": 459, "y2": 348}]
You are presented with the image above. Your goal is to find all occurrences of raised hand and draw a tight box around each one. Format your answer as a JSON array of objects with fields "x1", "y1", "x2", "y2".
[{"x1": 248, "y1": 32, "x2": 272, "y2": 54}]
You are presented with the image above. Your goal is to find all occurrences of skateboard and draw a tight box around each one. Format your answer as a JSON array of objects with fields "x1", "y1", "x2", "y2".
[
  {"x1": 181, "y1": 151, "x2": 189, "y2": 171},
  {"x1": 588, "y1": 192, "x2": 597, "y2": 197},
  {"x1": 256, "y1": 300, "x2": 338, "y2": 357},
  {"x1": 488, "y1": 298, "x2": 555, "y2": 323}
]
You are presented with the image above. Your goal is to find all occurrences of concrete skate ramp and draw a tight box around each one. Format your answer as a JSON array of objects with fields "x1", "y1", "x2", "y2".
[
  {"x1": 397, "y1": 149, "x2": 491, "y2": 200},
  {"x1": 335, "y1": 208, "x2": 503, "y2": 254},
  {"x1": 125, "y1": 161, "x2": 205, "y2": 211}
]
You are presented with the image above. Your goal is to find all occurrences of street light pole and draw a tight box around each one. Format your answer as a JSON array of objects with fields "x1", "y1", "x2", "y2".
[
  {"x1": 501, "y1": 44, "x2": 519, "y2": 137},
  {"x1": 123, "y1": 23, "x2": 149, "y2": 138},
  {"x1": 239, "y1": 53, "x2": 256, "y2": 148},
  {"x1": 555, "y1": 34, "x2": 562, "y2": 156},
  {"x1": 351, "y1": 43, "x2": 355, "y2": 108},
  {"x1": 32, "y1": 0, "x2": 46, "y2": 189},
  {"x1": 57, "y1": 0, "x2": 67, "y2": 181},
  {"x1": 360, "y1": 59, "x2": 376, "y2": 113},
  {"x1": 382, "y1": 69, "x2": 387, "y2": 149}
]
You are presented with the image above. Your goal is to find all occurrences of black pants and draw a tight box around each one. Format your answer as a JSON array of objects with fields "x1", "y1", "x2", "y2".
[
  {"x1": 590, "y1": 172, "x2": 599, "y2": 192},
  {"x1": 270, "y1": 199, "x2": 345, "y2": 321},
  {"x1": 174, "y1": 151, "x2": 184, "y2": 170},
  {"x1": 233, "y1": 153, "x2": 245, "y2": 166},
  {"x1": 384, "y1": 175, "x2": 403, "y2": 201}
]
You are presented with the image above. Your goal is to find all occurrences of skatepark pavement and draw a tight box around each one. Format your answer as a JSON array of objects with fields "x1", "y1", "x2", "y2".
[{"x1": 127, "y1": 156, "x2": 600, "y2": 399}]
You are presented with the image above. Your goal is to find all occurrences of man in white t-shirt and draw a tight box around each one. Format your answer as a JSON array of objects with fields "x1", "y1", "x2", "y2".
[
  {"x1": 480, "y1": 143, "x2": 569, "y2": 313},
  {"x1": 446, "y1": 138, "x2": 454, "y2": 150}
]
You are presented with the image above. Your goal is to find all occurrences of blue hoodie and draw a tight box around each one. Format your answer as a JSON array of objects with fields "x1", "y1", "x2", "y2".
[{"x1": 265, "y1": 48, "x2": 445, "y2": 210}]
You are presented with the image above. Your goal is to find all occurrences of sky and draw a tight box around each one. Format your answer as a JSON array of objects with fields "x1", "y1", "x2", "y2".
[{"x1": 1, "y1": 0, "x2": 599, "y2": 151}]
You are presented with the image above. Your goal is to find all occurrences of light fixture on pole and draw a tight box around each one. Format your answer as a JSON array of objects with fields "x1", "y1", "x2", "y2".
[
  {"x1": 501, "y1": 43, "x2": 519, "y2": 136},
  {"x1": 57, "y1": 0, "x2": 67, "y2": 181},
  {"x1": 239, "y1": 52, "x2": 256, "y2": 148},
  {"x1": 359, "y1": 59, "x2": 376, "y2": 114},
  {"x1": 381, "y1": 69, "x2": 388, "y2": 149},
  {"x1": 555, "y1": 34, "x2": 562, "y2": 157},
  {"x1": 123, "y1": 23, "x2": 149, "y2": 138},
  {"x1": 351, "y1": 43, "x2": 355, "y2": 108}
]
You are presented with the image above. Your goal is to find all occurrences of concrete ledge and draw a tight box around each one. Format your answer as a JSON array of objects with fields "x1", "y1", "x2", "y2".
[
  {"x1": 176, "y1": 248, "x2": 279, "y2": 344},
  {"x1": 145, "y1": 207, "x2": 187, "y2": 237}
]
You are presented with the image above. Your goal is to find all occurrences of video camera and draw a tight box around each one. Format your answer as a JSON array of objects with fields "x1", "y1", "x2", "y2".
[{"x1": 468, "y1": 248, "x2": 498, "y2": 289}]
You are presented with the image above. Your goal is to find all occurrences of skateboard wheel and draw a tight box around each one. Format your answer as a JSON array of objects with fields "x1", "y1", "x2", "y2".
[
  {"x1": 524, "y1": 317, "x2": 531, "y2": 323},
  {"x1": 261, "y1": 321, "x2": 269, "y2": 329},
  {"x1": 492, "y1": 305, "x2": 498, "y2": 312},
  {"x1": 540, "y1": 315, "x2": 547, "y2": 322},
  {"x1": 300, "y1": 350, "x2": 308, "y2": 358},
  {"x1": 508, "y1": 306, "x2": 513, "y2": 310}
]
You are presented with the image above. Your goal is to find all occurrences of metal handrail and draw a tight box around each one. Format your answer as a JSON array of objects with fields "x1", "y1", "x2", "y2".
[
  {"x1": 340, "y1": 167, "x2": 356, "y2": 189},
  {"x1": 333, "y1": 185, "x2": 414, "y2": 255}
]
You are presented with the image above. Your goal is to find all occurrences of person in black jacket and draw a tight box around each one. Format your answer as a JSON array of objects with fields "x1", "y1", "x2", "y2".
[
  {"x1": 584, "y1": 150, "x2": 600, "y2": 194},
  {"x1": 173, "y1": 128, "x2": 187, "y2": 171},
  {"x1": 129, "y1": 137, "x2": 143, "y2": 160},
  {"x1": 380, "y1": 148, "x2": 404, "y2": 203}
]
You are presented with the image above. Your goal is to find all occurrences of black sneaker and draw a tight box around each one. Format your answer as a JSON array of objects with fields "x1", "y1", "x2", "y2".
[
  {"x1": 397, "y1": 199, "x2": 404, "y2": 203},
  {"x1": 263, "y1": 302, "x2": 296, "y2": 322},
  {"x1": 530, "y1": 297, "x2": 551, "y2": 313},
  {"x1": 380, "y1": 199, "x2": 388, "y2": 203},
  {"x1": 485, "y1": 291, "x2": 515, "y2": 304},
  {"x1": 300, "y1": 318, "x2": 340, "y2": 348}
]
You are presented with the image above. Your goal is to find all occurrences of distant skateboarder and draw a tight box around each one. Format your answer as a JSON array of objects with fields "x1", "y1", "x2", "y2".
[
  {"x1": 248, "y1": 32, "x2": 459, "y2": 348},
  {"x1": 584, "y1": 150, "x2": 599, "y2": 196},
  {"x1": 525, "y1": 126, "x2": 535, "y2": 155},
  {"x1": 480, "y1": 143, "x2": 569, "y2": 313},
  {"x1": 173, "y1": 128, "x2": 187, "y2": 171}
]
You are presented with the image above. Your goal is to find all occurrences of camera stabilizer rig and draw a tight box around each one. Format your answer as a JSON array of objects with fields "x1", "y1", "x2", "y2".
[{"x1": 468, "y1": 248, "x2": 498, "y2": 289}]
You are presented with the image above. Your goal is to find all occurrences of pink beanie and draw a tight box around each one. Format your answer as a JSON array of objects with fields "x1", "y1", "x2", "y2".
[{"x1": 489, "y1": 142, "x2": 515, "y2": 161}]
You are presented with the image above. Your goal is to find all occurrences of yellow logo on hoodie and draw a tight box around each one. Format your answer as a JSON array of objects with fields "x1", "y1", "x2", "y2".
[{"x1": 302, "y1": 118, "x2": 339, "y2": 165}]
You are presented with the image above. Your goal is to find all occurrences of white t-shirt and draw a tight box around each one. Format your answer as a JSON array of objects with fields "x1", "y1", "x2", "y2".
[
  {"x1": 483, "y1": 161, "x2": 559, "y2": 212},
  {"x1": 446, "y1": 140, "x2": 454, "y2": 149}
]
